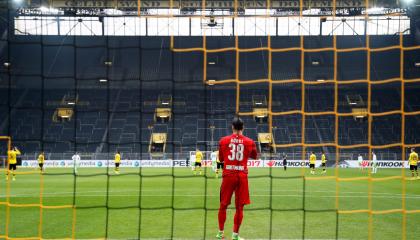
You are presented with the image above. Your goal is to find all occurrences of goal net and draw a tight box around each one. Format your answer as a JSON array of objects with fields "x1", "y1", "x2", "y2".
[{"x1": 1, "y1": 0, "x2": 420, "y2": 239}]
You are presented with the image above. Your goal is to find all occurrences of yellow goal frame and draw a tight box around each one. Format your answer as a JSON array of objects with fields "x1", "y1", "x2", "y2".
[
  {"x1": 0, "y1": 136, "x2": 11, "y2": 239},
  {"x1": 0, "y1": 136, "x2": 75, "y2": 239}
]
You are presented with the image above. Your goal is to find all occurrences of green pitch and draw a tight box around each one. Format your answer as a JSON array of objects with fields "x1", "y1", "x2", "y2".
[{"x1": 0, "y1": 167, "x2": 419, "y2": 239}]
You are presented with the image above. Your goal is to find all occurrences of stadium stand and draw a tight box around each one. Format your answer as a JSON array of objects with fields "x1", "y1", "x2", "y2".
[
  {"x1": 1, "y1": 86, "x2": 418, "y2": 160},
  {"x1": 1, "y1": 34, "x2": 419, "y2": 161}
]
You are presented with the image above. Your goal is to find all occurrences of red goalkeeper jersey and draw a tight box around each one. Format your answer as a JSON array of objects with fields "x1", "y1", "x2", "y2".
[{"x1": 218, "y1": 133, "x2": 258, "y2": 176}]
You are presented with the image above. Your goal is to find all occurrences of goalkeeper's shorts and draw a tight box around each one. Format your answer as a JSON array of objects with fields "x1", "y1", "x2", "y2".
[{"x1": 220, "y1": 173, "x2": 250, "y2": 206}]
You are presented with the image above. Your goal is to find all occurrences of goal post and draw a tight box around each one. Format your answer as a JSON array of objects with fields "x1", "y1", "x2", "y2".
[{"x1": 0, "y1": 136, "x2": 11, "y2": 170}]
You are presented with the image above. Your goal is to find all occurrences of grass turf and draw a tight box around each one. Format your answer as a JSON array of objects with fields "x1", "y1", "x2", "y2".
[{"x1": 0, "y1": 167, "x2": 419, "y2": 239}]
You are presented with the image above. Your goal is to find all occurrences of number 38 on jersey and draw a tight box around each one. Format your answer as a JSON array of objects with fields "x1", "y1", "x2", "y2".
[{"x1": 228, "y1": 143, "x2": 244, "y2": 161}]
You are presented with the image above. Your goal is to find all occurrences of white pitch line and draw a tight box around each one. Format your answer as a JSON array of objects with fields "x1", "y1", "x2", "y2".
[
  {"x1": 20, "y1": 194, "x2": 420, "y2": 199},
  {"x1": 2, "y1": 189, "x2": 419, "y2": 197},
  {"x1": 1, "y1": 190, "x2": 420, "y2": 199}
]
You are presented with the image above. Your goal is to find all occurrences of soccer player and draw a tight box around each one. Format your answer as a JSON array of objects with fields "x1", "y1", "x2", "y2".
[
  {"x1": 371, "y1": 151, "x2": 378, "y2": 174},
  {"x1": 358, "y1": 153, "x2": 364, "y2": 171},
  {"x1": 114, "y1": 151, "x2": 121, "y2": 174},
  {"x1": 217, "y1": 117, "x2": 258, "y2": 240},
  {"x1": 38, "y1": 151, "x2": 45, "y2": 174},
  {"x1": 321, "y1": 150, "x2": 327, "y2": 174},
  {"x1": 211, "y1": 150, "x2": 222, "y2": 178},
  {"x1": 193, "y1": 148, "x2": 203, "y2": 175},
  {"x1": 409, "y1": 148, "x2": 418, "y2": 180},
  {"x1": 6, "y1": 147, "x2": 21, "y2": 181},
  {"x1": 216, "y1": 151, "x2": 223, "y2": 178},
  {"x1": 309, "y1": 151, "x2": 316, "y2": 175},
  {"x1": 211, "y1": 150, "x2": 217, "y2": 172},
  {"x1": 282, "y1": 153, "x2": 287, "y2": 171},
  {"x1": 72, "y1": 152, "x2": 81, "y2": 175}
]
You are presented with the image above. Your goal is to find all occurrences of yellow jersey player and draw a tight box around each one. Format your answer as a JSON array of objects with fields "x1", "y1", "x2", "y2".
[
  {"x1": 7, "y1": 147, "x2": 21, "y2": 181},
  {"x1": 409, "y1": 148, "x2": 418, "y2": 180},
  {"x1": 309, "y1": 151, "x2": 316, "y2": 175},
  {"x1": 114, "y1": 151, "x2": 121, "y2": 174},
  {"x1": 321, "y1": 151, "x2": 327, "y2": 174},
  {"x1": 194, "y1": 148, "x2": 203, "y2": 175},
  {"x1": 38, "y1": 152, "x2": 45, "y2": 174}
]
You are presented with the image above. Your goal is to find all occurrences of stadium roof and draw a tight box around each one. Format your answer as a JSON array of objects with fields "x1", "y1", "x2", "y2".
[{"x1": 4, "y1": 0, "x2": 415, "y2": 10}]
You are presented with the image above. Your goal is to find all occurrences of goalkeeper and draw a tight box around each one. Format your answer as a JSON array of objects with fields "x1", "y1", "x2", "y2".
[{"x1": 217, "y1": 117, "x2": 258, "y2": 240}]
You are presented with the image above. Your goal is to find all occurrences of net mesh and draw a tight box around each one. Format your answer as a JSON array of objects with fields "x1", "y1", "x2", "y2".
[
  {"x1": 171, "y1": 0, "x2": 420, "y2": 237},
  {"x1": 0, "y1": 0, "x2": 420, "y2": 239}
]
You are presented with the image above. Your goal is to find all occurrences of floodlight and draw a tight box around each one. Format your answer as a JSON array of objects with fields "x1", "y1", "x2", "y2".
[{"x1": 311, "y1": 60, "x2": 320, "y2": 66}]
